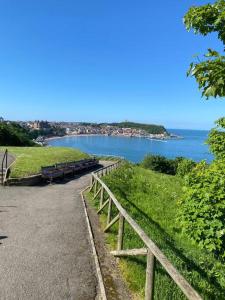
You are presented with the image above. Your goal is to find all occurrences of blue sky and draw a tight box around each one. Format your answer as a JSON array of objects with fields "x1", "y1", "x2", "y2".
[{"x1": 0, "y1": 0, "x2": 224, "y2": 129}]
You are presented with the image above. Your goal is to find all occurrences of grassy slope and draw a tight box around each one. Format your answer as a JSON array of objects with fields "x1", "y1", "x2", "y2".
[
  {"x1": 0, "y1": 146, "x2": 88, "y2": 178},
  {"x1": 88, "y1": 164, "x2": 225, "y2": 299}
]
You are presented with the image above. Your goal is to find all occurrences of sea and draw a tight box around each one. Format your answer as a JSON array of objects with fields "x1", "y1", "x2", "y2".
[{"x1": 47, "y1": 129, "x2": 213, "y2": 163}]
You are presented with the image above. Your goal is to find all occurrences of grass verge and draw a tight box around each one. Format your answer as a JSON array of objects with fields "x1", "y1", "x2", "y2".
[
  {"x1": 87, "y1": 163, "x2": 225, "y2": 300},
  {"x1": 0, "y1": 146, "x2": 88, "y2": 178}
]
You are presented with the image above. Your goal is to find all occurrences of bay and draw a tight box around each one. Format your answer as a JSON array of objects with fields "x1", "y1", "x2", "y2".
[{"x1": 47, "y1": 129, "x2": 213, "y2": 163}]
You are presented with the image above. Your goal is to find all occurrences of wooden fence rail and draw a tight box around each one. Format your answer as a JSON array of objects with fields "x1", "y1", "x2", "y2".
[{"x1": 89, "y1": 161, "x2": 202, "y2": 300}]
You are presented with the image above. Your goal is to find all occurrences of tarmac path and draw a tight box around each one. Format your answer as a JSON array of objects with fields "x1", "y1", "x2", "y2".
[{"x1": 0, "y1": 173, "x2": 99, "y2": 300}]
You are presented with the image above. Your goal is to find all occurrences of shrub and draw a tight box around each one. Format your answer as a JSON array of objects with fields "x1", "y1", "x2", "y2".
[
  {"x1": 178, "y1": 160, "x2": 225, "y2": 259},
  {"x1": 176, "y1": 158, "x2": 196, "y2": 177},
  {"x1": 207, "y1": 118, "x2": 225, "y2": 160},
  {"x1": 141, "y1": 154, "x2": 184, "y2": 175},
  {"x1": 178, "y1": 118, "x2": 225, "y2": 259},
  {"x1": 0, "y1": 122, "x2": 35, "y2": 146}
]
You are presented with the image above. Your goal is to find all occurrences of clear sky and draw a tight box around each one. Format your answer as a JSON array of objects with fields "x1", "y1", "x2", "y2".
[{"x1": 0, "y1": 0, "x2": 224, "y2": 129}]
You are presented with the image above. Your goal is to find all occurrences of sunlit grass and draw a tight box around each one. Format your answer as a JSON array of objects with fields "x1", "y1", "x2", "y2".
[
  {"x1": 0, "y1": 146, "x2": 88, "y2": 178},
  {"x1": 87, "y1": 163, "x2": 225, "y2": 300}
]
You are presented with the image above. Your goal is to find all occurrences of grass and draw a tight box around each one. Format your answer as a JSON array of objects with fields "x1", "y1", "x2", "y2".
[
  {"x1": 95, "y1": 155, "x2": 123, "y2": 161},
  {"x1": 87, "y1": 163, "x2": 225, "y2": 300},
  {"x1": 0, "y1": 146, "x2": 89, "y2": 178}
]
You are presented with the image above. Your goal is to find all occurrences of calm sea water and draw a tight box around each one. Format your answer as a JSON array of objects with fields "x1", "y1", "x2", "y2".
[{"x1": 48, "y1": 129, "x2": 213, "y2": 163}]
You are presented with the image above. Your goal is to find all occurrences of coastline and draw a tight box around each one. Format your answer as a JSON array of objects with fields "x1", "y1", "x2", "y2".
[
  {"x1": 44, "y1": 130, "x2": 212, "y2": 163},
  {"x1": 46, "y1": 134, "x2": 107, "y2": 142},
  {"x1": 45, "y1": 133, "x2": 182, "y2": 143},
  {"x1": 46, "y1": 133, "x2": 182, "y2": 143}
]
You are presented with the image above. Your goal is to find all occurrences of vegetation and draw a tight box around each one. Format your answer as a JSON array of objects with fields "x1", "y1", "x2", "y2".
[
  {"x1": 0, "y1": 146, "x2": 88, "y2": 178},
  {"x1": 109, "y1": 121, "x2": 168, "y2": 135},
  {"x1": 28, "y1": 126, "x2": 66, "y2": 139},
  {"x1": 141, "y1": 154, "x2": 184, "y2": 175},
  {"x1": 179, "y1": 118, "x2": 225, "y2": 259},
  {"x1": 77, "y1": 121, "x2": 168, "y2": 134},
  {"x1": 0, "y1": 122, "x2": 35, "y2": 146},
  {"x1": 207, "y1": 118, "x2": 225, "y2": 160},
  {"x1": 184, "y1": 0, "x2": 225, "y2": 98},
  {"x1": 176, "y1": 158, "x2": 196, "y2": 177},
  {"x1": 181, "y1": 1, "x2": 225, "y2": 261},
  {"x1": 178, "y1": 160, "x2": 225, "y2": 258},
  {"x1": 88, "y1": 164, "x2": 225, "y2": 299}
]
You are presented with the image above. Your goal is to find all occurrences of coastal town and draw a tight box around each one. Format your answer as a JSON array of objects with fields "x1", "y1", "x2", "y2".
[
  {"x1": 0, "y1": 117, "x2": 182, "y2": 146},
  {"x1": 22, "y1": 120, "x2": 174, "y2": 140},
  {"x1": 0, "y1": 117, "x2": 181, "y2": 143}
]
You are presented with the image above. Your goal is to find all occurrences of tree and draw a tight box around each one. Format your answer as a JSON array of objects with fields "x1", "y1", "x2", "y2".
[
  {"x1": 178, "y1": 1, "x2": 225, "y2": 259},
  {"x1": 207, "y1": 117, "x2": 225, "y2": 159},
  {"x1": 184, "y1": 0, "x2": 225, "y2": 98},
  {"x1": 0, "y1": 123, "x2": 35, "y2": 146}
]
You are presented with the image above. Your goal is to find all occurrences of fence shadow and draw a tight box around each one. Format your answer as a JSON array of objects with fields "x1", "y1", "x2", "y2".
[
  {"x1": 0, "y1": 235, "x2": 8, "y2": 245},
  {"x1": 122, "y1": 197, "x2": 224, "y2": 298}
]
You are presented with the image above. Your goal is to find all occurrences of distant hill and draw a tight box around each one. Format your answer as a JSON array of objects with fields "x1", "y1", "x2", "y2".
[
  {"x1": 108, "y1": 122, "x2": 168, "y2": 135},
  {"x1": 0, "y1": 122, "x2": 35, "y2": 146}
]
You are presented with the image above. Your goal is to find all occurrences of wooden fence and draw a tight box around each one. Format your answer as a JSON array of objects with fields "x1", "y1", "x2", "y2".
[{"x1": 89, "y1": 161, "x2": 202, "y2": 300}]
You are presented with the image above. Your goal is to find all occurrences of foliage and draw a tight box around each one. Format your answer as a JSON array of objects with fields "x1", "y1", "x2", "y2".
[
  {"x1": 0, "y1": 122, "x2": 35, "y2": 146},
  {"x1": 184, "y1": 0, "x2": 225, "y2": 98},
  {"x1": 180, "y1": 0, "x2": 225, "y2": 263},
  {"x1": 28, "y1": 126, "x2": 66, "y2": 139},
  {"x1": 88, "y1": 164, "x2": 225, "y2": 299},
  {"x1": 176, "y1": 158, "x2": 196, "y2": 177},
  {"x1": 178, "y1": 160, "x2": 225, "y2": 259},
  {"x1": 207, "y1": 117, "x2": 225, "y2": 159},
  {"x1": 0, "y1": 146, "x2": 88, "y2": 178},
  {"x1": 141, "y1": 154, "x2": 183, "y2": 175},
  {"x1": 179, "y1": 117, "x2": 225, "y2": 259}
]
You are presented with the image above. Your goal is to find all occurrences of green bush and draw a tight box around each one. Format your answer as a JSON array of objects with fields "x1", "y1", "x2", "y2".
[
  {"x1": 0, "y1": 122, "x2": 35, "y2": 146},
  {"x1": 178, "y1": 160, "x2": 225, "y2": 259},
  {"x1": 141, "y1": 154, "x2": 183, "y2": 175},
  {"x1": 178, "y1": 118, "x2": 225, "y2": 260},
  {"x1": 176, "y1": 158, "x2": 196, "y2": 177},
  {"x1": 207, "y1": 118, "x2": 225, "y2": 160}
]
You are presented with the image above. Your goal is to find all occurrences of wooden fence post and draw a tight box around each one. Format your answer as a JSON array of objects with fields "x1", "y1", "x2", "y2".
[
  {"x1": 100, "y1": 186, "x2": 104, "y2": 208},
  {"x1": 94, "y1": 179, "x2": 97, "y2": 195},
  {"x1": 145, "y1": 250, "x2": 155, "y2": 300},
  {"x1": 117, "y1": 213, "x2": 125, "y2": 251},
  {"x1": 107, "y1": 198, "x2": 112, "y2": 224},
  {"x1": 90, "y1": 175, "x2": 93, "y2": 191}
]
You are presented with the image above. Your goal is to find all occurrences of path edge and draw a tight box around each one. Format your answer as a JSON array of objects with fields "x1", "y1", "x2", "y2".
[{"x1": 80, "y1": 186, "x2": 107, "y2": 300}]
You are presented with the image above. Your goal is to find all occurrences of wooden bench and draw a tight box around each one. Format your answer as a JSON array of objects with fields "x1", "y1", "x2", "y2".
[
  {"x1": 41, "y1": 158, "x2": 99, "y2": 182},
  {"x1": 55, "y1": 162, "x2": 74, "y2": 176},
  {"x1": 41, "y1": 165, "x2": 64, "y2": 182}
]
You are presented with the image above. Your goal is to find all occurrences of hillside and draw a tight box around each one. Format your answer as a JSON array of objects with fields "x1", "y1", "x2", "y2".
[
  {"x1": 0, "y1": 122, "x2": 35, "y2": 146},
  {"x1": 80, "y1": 121, "x2": 168, "y2": 135},
  {"x1": 109, "y1": 121, "x2": 168, "y2": 135},
  {"x1": 89, "y1": 163, "x2": 224, "y2": 299}
]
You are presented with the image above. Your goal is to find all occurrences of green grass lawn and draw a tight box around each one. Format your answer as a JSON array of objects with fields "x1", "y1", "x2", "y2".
[
  {"x1": 87, "y1": 163, "x2": 225, "y2": 300},
  {"x1": 0, "y1": 146, "x2": 89, "y2": 178}
]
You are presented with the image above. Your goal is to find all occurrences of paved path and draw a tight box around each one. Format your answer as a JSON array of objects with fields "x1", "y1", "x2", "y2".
[{"x1": 0, "y1": 173, "x2": 98, "y2": 300}]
